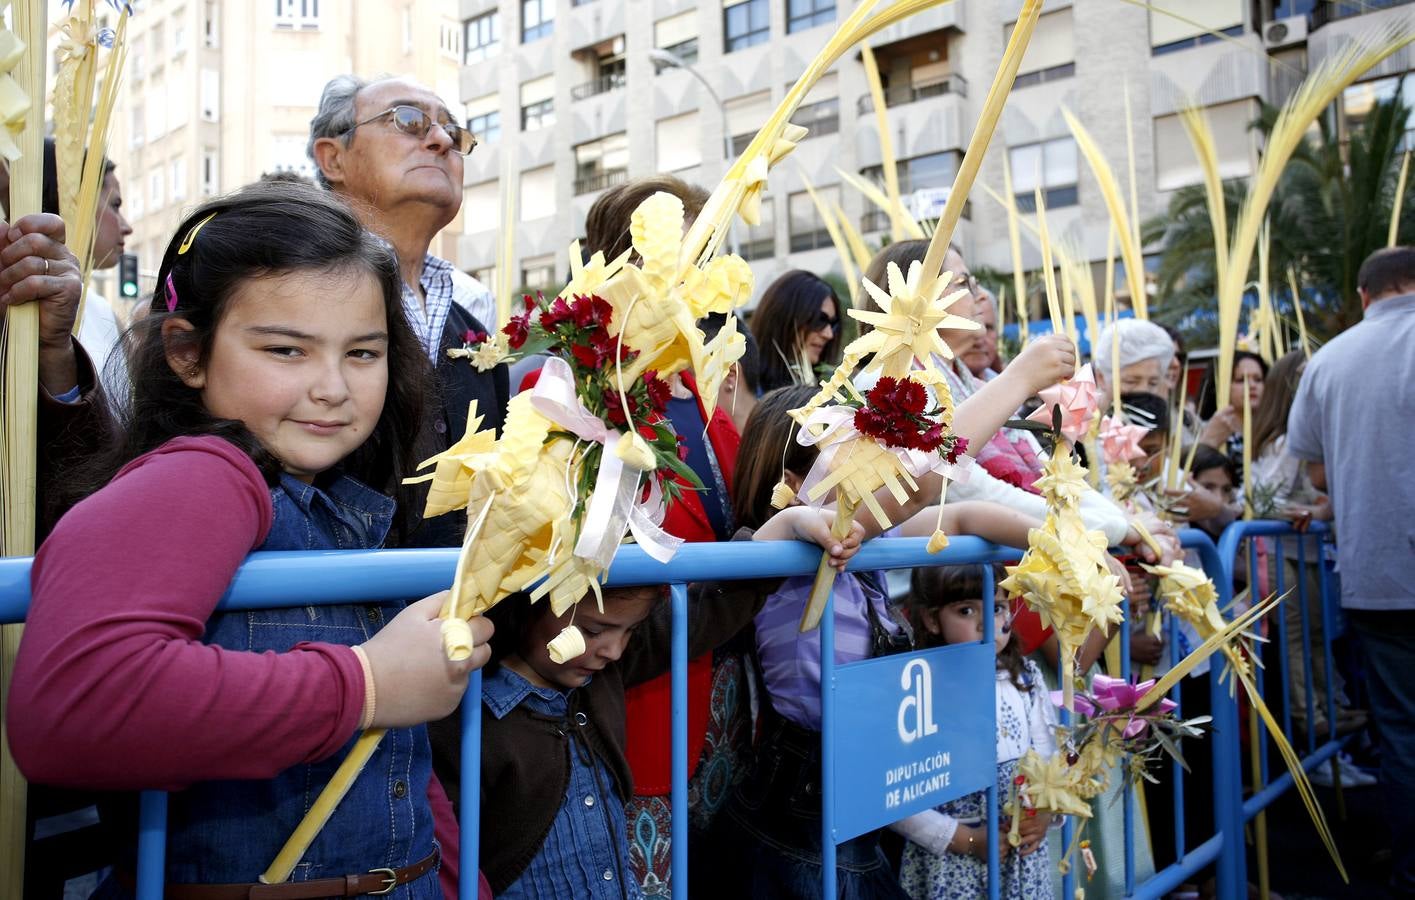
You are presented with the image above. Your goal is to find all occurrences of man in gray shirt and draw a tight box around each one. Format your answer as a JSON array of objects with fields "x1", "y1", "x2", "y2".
[{"x1": 1287, "y1": 245, "x2": 1415, "y2": 896}]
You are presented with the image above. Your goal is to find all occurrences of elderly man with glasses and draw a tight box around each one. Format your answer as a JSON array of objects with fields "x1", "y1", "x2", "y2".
[{"x1": 308, "y1": 75, "x2": 508, "y2": 543}]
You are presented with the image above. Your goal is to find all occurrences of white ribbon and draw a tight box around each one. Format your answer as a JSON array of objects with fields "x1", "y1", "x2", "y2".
[{"x1": 530, "y1": 357, "x2": 683, "y2": 569}]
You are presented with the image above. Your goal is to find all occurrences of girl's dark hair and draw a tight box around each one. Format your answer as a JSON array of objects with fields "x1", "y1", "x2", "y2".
[
  {"x1": 907, "y1": 563, "x2": 1029, "y2": 691},
  {"x1": 1250, "y1": 350, "x2": 1306, "y2": 455},
  {"x1": 485, "y1": 586, "x2": 666, "y2": 671},
  {"x1": 70, "y1": 182, "x2": 426, "y2": 528},
  {"x1": 1188, "y1": 443, "x2": 1237, "y2": 484},
  {"x1": 1198, "y1": 350, "x2": 1268, "y2": 419},
  {"x1": 749, "y1": 270, "x2": 842, "y2": 393},
  {"x1": 732, "y1": 384, "x2": 820, "y2": 530}
]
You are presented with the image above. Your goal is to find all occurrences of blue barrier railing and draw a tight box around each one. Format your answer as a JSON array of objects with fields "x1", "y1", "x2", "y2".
[{"x1": 0, "y1": 523, "x2": 1337, "y2": 900}]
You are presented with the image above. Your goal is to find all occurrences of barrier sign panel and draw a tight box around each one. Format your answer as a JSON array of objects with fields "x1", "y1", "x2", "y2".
[{"x1": 829, "y1": 642, "x2": 995, "y2": 842}]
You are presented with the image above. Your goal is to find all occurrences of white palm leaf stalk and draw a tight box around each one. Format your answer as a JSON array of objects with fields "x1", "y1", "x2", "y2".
[
  {"x1": 1, "y1": 3, "x2": 48, "y2": 893},
  {"x1": 861, "y1": 43, "x2": 911, "y2": 242},
  {"x1": 1214, "y1": 23, "x2": 1414, "y2": 404},
  {"x1": 1390, "y1": 149, "x2": 1410, "y2": 248},
  {"x1": 1063, "y1": 109, "x2": 1149, "y2": 320},
  {"x1": 784, "y1": 0, "x2": 1045, "y2": 633},
  {"x1": 833, "y1": 199, "x2": 876, "y2": 278},
  {"x1": 799, "y1": 169, "x2": 860, "y2": 308},
  {"x1": 494, "y1": 153, "x2": 517, "y2": 329},
  {"x1": 55, "y1": 2, "x2": 129, "y2": 326},
  {"x1": 1001, "y1": 154, "x2": 1029, "y2": 347}
]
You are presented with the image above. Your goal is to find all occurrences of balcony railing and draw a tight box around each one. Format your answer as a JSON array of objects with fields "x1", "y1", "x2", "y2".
[
  {"x1": 570, "y1": 70, "x2": 627, "y2": 101},
  {"x1": 1311, "y1": 0, "x2": 1412, "y2": 27},
  {"x1": 855, "y1": 72, "x2": 967, "y2": 114},
  {"x1": 574, "y1": 167, "x2": 628, "y2": 195}
]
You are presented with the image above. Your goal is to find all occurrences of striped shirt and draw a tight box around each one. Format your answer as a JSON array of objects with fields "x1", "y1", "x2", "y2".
[
  {"x1": 400, "y1": 253, "x2": 495, "y2": 361},
  {"x1": 754, "y1": 571, "x2": 902, "y2": 730}
]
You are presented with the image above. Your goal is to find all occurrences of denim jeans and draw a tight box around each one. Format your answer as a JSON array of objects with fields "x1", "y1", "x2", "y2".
[{"x1": 1348, "y1": 610, "x2": 1415, "y2": 895}]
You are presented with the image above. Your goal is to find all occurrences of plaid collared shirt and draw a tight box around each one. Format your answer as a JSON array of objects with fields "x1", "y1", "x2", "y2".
[{"x1": 401, "y1": 253, "x2": 495, "y2": 361}]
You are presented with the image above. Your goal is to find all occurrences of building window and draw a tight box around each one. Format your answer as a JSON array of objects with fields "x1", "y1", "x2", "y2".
[
  {"x1": 440, "y1": 20, "x2": 463, "y2": 59},
  {"x1": 521, "y1": 254, "x2": 557, "y2": 290},
  {"x1": 786, "y1": 0, "x2": 834, "y2": 33},
  {"x1": 170, "y1": 158, "x2": 188, "y2": 201},
  {"x1": 571, "y1": 38, "x2": 627, "y2": 100},
  {"x1": 655, "y1": 11, "x2": 698, "y2": 65},
  {"x1": 859, "y1": 151, "x2": 960, "y2": 230},
  {"x1": 520, "y1": 75, "x2": 555, "y2": 132},
  {"x1": 520, "y1": 166, "x2": 557, "y2": 221},
  {"x1": 465, "y1": 181, "x2": 499, "y2": 233},
  {"x1": 272, "y1": 134, "x2": 315, "y2": 179},
  {"x1": 464, "y1": 11, "x2": 500, "y2": 64},
  {"x1": 1153, "y1": 99, "x2": 1256, "y2": 191},
  {"x1": 724, "y1": 0, "x2": 769, "y2": 53},
  {"x1": 203, "y1": 0, "x2": 219, "y2": 47},
  {"x1": 130, "y1": 103, "x2": 144, "y2": 147},
  {"x1": 1149, "y1": 0, "x2": 1242, "y2": 54},
  {"x1": 200, "y1": 67, "x2": 220, "y2": 121},
  {"x1": 574, "y1": 132, "x2": 629, "y2": 194},
  {"x1": 790, "y1": 97, "x2": 838, "y2": 137},
  {"x1": 726, "y1": 90, "x2": 773, "y2": 157},
  {"x1": 467, "y1": 94, "x2": 501, "y2": 143},
  {"x1": 737, "y1": 197, "x2": 775, "y2": 261},
  {"x1": 201, "y1": 149, "x2": 219, "y2": 196},
  {"x1": 1009, "y1": 137, "x2": 1078, "y2": 211},
  {"x1": 148, "y1": 168, "x2": 165, "y2": 211},
  {"x1": 274, "y1": 0, "x2": 319, "y2": 29},
  {"x1": 1007, "y1": 8, "x2": 1074, "y2": 87},
  {"x1": 655, "y1": 112, "x2": 701, "y2": 173},
  {"x1": 522, "y1": 0, "x2": 553, "y2": 44},
  {"x1": 788, "y1": 186, "x2": 839, "y2": 253},
  {"x1": 471, "y1": 265, "x2": 496, "y2": 286},
  {"x1": 172, "y1": 11, "x2": 187, "y2": 57}
]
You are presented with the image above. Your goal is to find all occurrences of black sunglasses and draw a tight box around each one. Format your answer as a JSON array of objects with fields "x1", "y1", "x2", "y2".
[
  {"x1": 343, "y1": 104, "x2": 478, "y2": 155},
  {"x1": 810, "y1": 310, "x2": 840, "y2": 332}
]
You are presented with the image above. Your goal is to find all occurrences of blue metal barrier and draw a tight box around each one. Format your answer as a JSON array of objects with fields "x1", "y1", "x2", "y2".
[{"x1": 0, "y1": 527, "x2": 1267, "y2": 900}]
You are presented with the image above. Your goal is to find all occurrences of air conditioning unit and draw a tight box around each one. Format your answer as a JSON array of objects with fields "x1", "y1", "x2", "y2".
[{"x1": 1263, "y1": 16, "x2": 1308, "y2": 50}]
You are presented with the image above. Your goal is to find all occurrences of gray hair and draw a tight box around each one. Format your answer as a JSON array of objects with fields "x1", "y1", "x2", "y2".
[
  {"x1": 307, "y1": 74, "x2": 397, "y2": 189},
  {"x1": 1092, "y1": 318, "x2": 1174, "y2": 383}
]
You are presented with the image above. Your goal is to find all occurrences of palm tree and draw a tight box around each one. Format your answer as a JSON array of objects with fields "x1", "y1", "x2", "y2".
[{"x1": 1144, "y1": 84, "x2": 1414, "y2": 345}]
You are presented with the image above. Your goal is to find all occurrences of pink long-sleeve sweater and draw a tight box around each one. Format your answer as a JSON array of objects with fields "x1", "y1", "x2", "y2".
[{"x1": 8, "y1": 436, "x2": 367, "y2": 791}]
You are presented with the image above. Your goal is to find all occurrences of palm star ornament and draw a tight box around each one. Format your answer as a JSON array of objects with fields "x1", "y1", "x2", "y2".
[{"x1": 848, "y1": 260, "x2": 979, "y2": 378}]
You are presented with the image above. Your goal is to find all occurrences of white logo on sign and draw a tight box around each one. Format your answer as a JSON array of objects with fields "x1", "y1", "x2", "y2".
[{"x1": 897, "y1": 657, "x2": 939, "y2": 744}]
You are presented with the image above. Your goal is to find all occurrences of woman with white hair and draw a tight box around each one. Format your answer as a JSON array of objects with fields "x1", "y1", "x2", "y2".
[{"x1": 1090, "y1": 318, "x2": 1175, "y2": 412}]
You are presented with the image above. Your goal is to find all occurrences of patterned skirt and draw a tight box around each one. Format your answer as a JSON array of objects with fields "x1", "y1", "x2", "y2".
[
  {"x1": 898, "y1": 758, "x2": 1053, "y2": 900},
  {"x1": 626, "y1": 651, "x2": 755, "y2": 898}
]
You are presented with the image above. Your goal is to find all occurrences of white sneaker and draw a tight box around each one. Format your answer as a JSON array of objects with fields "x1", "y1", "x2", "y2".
[{"x1": 1309, "y1": 754, "x2": 1376, "y2": 788}]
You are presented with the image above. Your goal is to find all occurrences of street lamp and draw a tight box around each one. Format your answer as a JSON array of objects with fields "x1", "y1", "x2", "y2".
[{"x1": 648, "y1": 48, "x2": 741, "y2": 257}]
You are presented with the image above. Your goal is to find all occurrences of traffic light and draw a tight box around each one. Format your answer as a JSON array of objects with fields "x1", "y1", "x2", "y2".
[{"x1": 119, "y1": 252, "x2": 140, "y2": 299}]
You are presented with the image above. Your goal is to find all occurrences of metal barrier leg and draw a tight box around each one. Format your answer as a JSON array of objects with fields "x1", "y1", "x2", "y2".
[
  {"x1": 136, "y1": 791, "x2": 167, "y2": 900},
  {"x1": 821, "y1": 588, "x2": 836, "y2": 900},
  {"x1": 671, "y1": 583, "x2": 689, "y2": 899},
  {"x1": 1120, "y1": 600, "x2": 1136, "y2": 897},
  {"x1": 1247, "y1": 539, "x2": 1270, "y2": 900},
  {"x1": 1201, "y1": 536, "x2": 1248, "y2": 899},
  {"x1": 460, "y1": 668, "x2": 482, "y2": 900},
  {"x1": 982, "y1": 565, "x2": 1000, "y2": 900},
  {"x1": 1315, "y1": 537, "x2": 1347, "y2": 824}
]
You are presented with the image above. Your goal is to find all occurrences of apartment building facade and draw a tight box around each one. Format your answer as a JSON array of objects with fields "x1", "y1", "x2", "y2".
[
  {"x1": 453, "y1": 0, "x2": 1414, "y2": 315},
  {"x1": 101, "y1": 0, "x2": 466, "y2": 301}
]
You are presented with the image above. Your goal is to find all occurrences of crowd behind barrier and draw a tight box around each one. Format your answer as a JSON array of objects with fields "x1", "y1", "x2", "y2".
[{"x1": 0, "y1": 521, "x2": 1348, "y2": 900}]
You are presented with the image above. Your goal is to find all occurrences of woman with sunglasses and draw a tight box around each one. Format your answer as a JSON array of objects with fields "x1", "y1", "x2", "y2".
[{"x1": 749, "y1": 269, "x2": 843, "y2": 393}]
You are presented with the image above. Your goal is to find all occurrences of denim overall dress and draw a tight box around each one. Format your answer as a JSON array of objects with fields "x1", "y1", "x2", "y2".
[{"x1": 95, "y1": 473, "x2": 440, "y2": 899}]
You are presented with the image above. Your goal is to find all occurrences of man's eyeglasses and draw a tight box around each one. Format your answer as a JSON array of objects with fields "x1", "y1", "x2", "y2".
[
  {"x1": 810, "y1": 310, "x2": 840, "y2": 332},
  {"x1": 343, "y1": 105, "x2": 478, "y2": 156}
]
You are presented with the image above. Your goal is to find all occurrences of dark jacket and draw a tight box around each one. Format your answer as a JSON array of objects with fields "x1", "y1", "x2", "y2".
[
  {"x1": 471, "y1": 540, "x2": 777, "y2": 893},
  {"x1": 402, "y1": 303, "x2": 509, "y2": 549}
]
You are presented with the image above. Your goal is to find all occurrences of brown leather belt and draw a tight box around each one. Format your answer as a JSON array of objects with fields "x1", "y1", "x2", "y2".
[{"x1": 121, "y1": 847, "x2": 439, "y2": 899}]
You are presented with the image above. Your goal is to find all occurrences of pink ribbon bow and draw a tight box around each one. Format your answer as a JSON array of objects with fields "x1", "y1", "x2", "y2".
[
  {"x1": 1050, "y1": 674, "x2": 1178, "y2": 738},
  {"x1": 1027, "y1": 364, "x2": 1098, "y2": 444},
  {"x1": 1099, "y1": 415, "x2": 1151, "y2": 466}
]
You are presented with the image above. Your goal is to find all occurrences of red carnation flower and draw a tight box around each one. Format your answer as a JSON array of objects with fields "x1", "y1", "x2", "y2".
[
  {"x1": 570, "y1": 342, "x2": 602, "y2": 369},
  {"x1": 463, "y1": 328, "x2": 487, "y2": 345},
  {"x1": 541, "y1": 296, "x2": 574, "y2": 330},
  {"x1": 571, "y1": 294, "x2": 598, "y2": 328},
  {"x1": 602, "y1": 389, "x2": 628, "y2": 427},
  {"x1": 644, "y1": 371, "x2": 672, "y2": 411},
  {"x1": 503, "y1": 313, "x2": 531, "y2": 349}
]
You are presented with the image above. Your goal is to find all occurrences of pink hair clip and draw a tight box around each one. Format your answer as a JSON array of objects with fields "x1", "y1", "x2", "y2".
[{"x1": 165, "y1": 272, "x2": 179, "y2": 313}]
